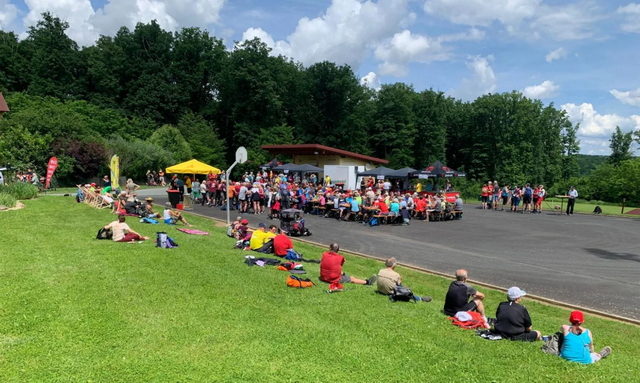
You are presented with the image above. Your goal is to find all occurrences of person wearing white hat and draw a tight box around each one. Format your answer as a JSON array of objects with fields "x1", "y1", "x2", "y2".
[{"x1": 493, "y1": 287, "x2": 541, "y2": 342}]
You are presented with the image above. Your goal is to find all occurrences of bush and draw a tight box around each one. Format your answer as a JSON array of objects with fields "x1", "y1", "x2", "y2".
[
  {"x1": 0, "y1": 193, "x2": 17, "y2": 208},
  {"x1": 0, "y1": 183, "x2": 39, "y2": 199}
]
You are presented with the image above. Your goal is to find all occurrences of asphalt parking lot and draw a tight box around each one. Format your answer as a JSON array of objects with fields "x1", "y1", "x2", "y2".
[{"x1": 142, "y1": 189, "x2": 640, "y2": 320}]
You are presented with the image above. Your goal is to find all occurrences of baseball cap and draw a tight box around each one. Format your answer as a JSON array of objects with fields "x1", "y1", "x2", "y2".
[
  {"x1": 569, "y1": 310, "x2": 584, "y2": 325},
  {"x1": 91, "y1": 183, "x2": 96, "y2": 186},
  {"x1": 241, "y1": 219, "x2": 248, "y2": 225},
  {"x1": 258, "y1": 222, "x2": 266, "y2": 228},
  {"x1": 507, "y1": 286, "x2": 527, "y2": 300}
]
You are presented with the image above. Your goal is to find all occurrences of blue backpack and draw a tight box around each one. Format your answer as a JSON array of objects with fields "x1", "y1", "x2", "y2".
[{"x1": 368, "y1": 217, "x2": 379, "y2": 227}]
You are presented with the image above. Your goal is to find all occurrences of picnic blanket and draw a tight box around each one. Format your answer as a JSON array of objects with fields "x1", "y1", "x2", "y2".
[{"x1": 177, "y1": 228, "x2": 210, "y2": 235}]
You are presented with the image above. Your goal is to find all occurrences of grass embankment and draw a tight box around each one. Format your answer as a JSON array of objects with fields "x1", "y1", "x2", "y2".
[{"x1": 0, "y1": 198, "x2": 638, "y2": 382}]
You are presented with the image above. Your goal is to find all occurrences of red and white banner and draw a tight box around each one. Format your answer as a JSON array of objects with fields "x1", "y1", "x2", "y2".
[{"x1": 45, "y1": 157, "x2": 58, "y2": 189}]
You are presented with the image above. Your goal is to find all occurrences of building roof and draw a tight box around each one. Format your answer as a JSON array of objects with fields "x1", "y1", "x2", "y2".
[
  {"x1": 261, "y1": 144, "x2": 389, "y2": 165},
  {"x1": 0, "y1": 92, "x2": 9, "y2": 113}
]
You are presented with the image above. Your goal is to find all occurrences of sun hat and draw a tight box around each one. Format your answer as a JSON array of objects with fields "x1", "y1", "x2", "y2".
[
  {"x1": 145, "y1": 197, "x2": 154, "y2": 202},
  {"x1": 507, "y1": 286, "x2": 526, "y2": 300},
  {"x1": 241, "y1": 219, "x2": 248, "y2": 225},
  {"x1": 569, "y1": 310, "x2": 584, "y2": 325}
]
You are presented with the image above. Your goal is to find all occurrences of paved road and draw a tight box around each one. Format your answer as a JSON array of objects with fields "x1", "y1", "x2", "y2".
[{"x1": 141, "y1": 189, "x2": 640, "y2": 320}]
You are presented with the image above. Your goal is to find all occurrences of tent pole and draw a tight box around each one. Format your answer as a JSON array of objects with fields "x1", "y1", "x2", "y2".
[{"x1": 226, "y1": 161, "x2": 238, "y2": 225}]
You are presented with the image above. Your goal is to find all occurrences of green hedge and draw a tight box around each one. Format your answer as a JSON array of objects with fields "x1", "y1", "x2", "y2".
[
  {"x1": 0, "y1": 183, "x2": 39, "y2": 200},
  {"x1": 0, "y1": 193, "x2": 17, "y2": 208}
]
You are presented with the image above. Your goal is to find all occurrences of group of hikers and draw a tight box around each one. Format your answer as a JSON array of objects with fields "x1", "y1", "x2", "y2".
[
  {"x1": 481, "y1": 181, "x2": 548, "y2": 213},
  {"x1": 225, "y1": 216, "x2": 612, "y2": 365}
]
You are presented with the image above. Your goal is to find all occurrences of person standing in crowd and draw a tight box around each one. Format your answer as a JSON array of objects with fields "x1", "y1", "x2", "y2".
[
  {"x1": 501, "y1": 184, "x2": 510, "y2": 211},
  {"x1": 536, "y1": 185, "x2": 546, "y2": 214},
  {"x1": 158, "y1": 170, "x2": 165, "y2": 186},
  {"x1": 511, "y1": 185, "x2": 521, "y2": 213},
  {"x1": 126, "y1": 178, "x2": 139, "y2": 196},
  {"x1": 487, "y1": 181, "x2": 494, "y2": 209},
  {"x1": 567, "y1": 186, "x2": 578, "y2": 216},
  {"x1": 481, "y1": 183, "x2": 489, "y2": 209},
  {"x1": 192, "y1": 178, "x2": 201, "y2": 203},
  {"x1": 492, "y1": 181, "x2": 500, "y2": 210},
  {"x1": 103, "y1": 175, "x2": 111, "y2": 188},
  {"x1": 559, "y1": 311, "x2": 611, "y2": 364}
]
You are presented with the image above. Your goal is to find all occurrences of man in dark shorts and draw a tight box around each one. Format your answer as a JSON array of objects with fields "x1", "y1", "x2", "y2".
[
  {"x1": 493, "y1": 287, "x2": 541, "y2": 342},
  {"x1": 320, "y1": 243, "x2": 377, "y2": 286},
  {"x1": 443, "y1": 269, "x2": 485, "y2": 316}
]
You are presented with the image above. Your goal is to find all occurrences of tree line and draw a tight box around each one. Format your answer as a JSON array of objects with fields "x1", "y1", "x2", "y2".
[{"x1": 1, "y1": 12, "x2": 583, "y2": 189}]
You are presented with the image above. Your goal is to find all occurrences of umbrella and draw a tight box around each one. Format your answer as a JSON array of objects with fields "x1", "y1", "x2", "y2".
[
  {"x1": 356, "y1": 166, "x2": 396, "y2": 177},
  {"x1": 166, "y1": 159, "x2": 221, "y2": 175},
  {"x1": 410, "y1": 161, "x2": 465, "y2": 178},
  {"x1": 387, "y1": 167, "x2": 417, "y2": 179}
]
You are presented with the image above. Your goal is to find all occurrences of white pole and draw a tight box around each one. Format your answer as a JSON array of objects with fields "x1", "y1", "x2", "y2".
[{"x1": 226, "y1": 161, "x2": 238, "y2": 225}]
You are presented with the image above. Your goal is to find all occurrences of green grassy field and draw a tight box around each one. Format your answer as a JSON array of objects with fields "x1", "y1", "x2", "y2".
[
  {"x1": 468, "y1": 198, "x2": 638, "y2": 218},
  {"x1": 41, "y1": 185, "x2": 156, "y2": 195},
  {"x1": 0, "y1": 198, "x2": 638, "y2": 382}
]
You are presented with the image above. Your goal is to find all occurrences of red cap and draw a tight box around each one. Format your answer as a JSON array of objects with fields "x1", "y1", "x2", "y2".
[
  {"x1": 90, "y1": 183, "x2": 96, "y2": 186},
  {"x1": 241, "y1": 219, "x2": 248, "y2": 225},
  {"x1": 569, "y1": 310, "x2": 584, "y2": 325}
]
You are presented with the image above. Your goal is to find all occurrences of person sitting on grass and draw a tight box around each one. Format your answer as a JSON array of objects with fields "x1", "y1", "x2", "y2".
[
  {"x1": 559, "y1": 310, "x2": 611, "y2": 364},
  {"x1": 163, "y1": 202, "x2": 192, "y2": 226},
  {"x1": 443, "y1": 269, "x2": 486, "y2": 316},
  {"x1": 376, "y1": 257, "x2": 431, "y2": 302},
  {"x1": 249, "y1": 223, "x2": 277, "y2": 251},
  {"x1": 104, "y1": 215, "x2": 149, "y2": 243},
  {"x1": 273, "y1": 229, "x2": 294, "y2": 257},
  {"x1": 493, "y1": 287, "x2": 541, "y2": 342},
  {"x1": 144, "y1": 198, "x2": 161, "y2": 219},
  {"x1": 319, "y1": 243, "x2": 377, "y2": 286}
]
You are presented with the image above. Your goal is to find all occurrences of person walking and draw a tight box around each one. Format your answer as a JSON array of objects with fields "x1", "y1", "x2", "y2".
[{"x1": 566, "y1": 186, "x2": 578, "y2": 216}]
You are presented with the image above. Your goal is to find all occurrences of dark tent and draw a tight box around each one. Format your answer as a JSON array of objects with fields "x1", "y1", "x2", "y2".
[
  {"x1": 356, "y1": 166, "x2": 396, "y2": 177},
  {"x1": 387, "y1": 167, "x2": 417, "y2": 179},
  {"x1": 261, "y1": 158, "x2": 282, "y2": 169},
  {"x1": 272, "y1": 163, "x2": 323, "y2": 173},
  {"x1": 410, "y1": 161, "x2": 465, "y2": 178}
]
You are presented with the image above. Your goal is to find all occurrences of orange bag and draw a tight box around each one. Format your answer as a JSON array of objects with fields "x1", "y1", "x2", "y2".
[{"x1": 286, "y1": 275, "x2": 315, "y2": 288}]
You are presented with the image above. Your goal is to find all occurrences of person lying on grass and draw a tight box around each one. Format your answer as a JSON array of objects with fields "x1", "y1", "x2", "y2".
[
  {"x1": 443, "y1": 269, "x2": 486, "y2": 317},
  {"x1": 559, "y1": 310, "x2": 611, "y2": 364},
  {"x1": 493, "y1": 287, "x2": 542, "y2": 342},
  {"x1": 104, "y1": 215, "x2": 149, "y2": 243},
  {"x1": 319, "y1": 243, "x2": 377, "y2": 286},
  {"x1": 163, "y1": 202, "x2": 192, "y2": 226},
  {"x1": 376, "y1": 257, "x2": 431, "y2": 302}
]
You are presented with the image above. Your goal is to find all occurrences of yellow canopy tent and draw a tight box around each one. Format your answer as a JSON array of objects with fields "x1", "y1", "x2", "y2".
[{"x1": 166, "y1": 159, "x2": 221, "y2": 175}]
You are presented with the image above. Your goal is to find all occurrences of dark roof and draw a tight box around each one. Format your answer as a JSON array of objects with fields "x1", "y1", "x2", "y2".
[
  {"x1": 261, "y1": 144, "x2": 388, "y2": 165},
  {"x1": 0, "y1": 93, "x2": 9, "y2": 113}
]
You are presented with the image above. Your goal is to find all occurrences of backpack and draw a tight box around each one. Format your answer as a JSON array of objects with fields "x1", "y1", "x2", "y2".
[
  {"x1": 285, "y1": 249, "x2": 301, "y2": 261},
  {"x1": 96, "y1": 228, "x2": 112, "y2": 240},
  {"x1": 541, "y1": 332, "x2": 564, "y2": 355},
  {"x1": 156, "y1": 232, "x2": 178, "y2": 248},
  {"x1": 593, "y1": 206, "x2": 602, "y2": 214},
  {"x1": 286, "y1": 275, "x2": 315, "y2": 288},
  {"x1": 227, "y1": 225, "x2": 234, "y2": 237},
  {"x1": 368, "y1": 217, "x2": 379, "y2": 227},
  {"x1": 389, "y1": 286, "x2": 416, "y2": 302}
]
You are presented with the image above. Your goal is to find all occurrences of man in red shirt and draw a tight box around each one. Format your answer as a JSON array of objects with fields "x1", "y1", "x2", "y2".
[
  {"x1": 319, "y1": 243, "x2": 377, "y2": 285},
  {"x1": 273, "y1": 232, "x2": 294, "y2": 257}
]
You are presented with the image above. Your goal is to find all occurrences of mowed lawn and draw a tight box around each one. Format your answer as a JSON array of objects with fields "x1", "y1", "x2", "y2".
[{"x1": 0, "y1": 198, "x2": 638, "y2": 382}]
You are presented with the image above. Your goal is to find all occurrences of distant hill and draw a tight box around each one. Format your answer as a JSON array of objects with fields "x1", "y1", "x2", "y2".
[{"x1": 577, "y1": 154, "x2": 608, "y2": 176}]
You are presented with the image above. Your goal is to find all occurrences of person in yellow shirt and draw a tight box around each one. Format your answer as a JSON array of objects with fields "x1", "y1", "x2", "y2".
[
  {"x1": 249, "y1": 223, "x2": 278, "y2": 251},
  {"x1": 415, "y1": 182, "x2": 422, "y2": 192}
]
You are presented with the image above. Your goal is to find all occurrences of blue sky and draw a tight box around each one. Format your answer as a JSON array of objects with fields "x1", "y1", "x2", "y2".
[{"x1": 2, "y1": 0, "x2": 640, "y2": 154}]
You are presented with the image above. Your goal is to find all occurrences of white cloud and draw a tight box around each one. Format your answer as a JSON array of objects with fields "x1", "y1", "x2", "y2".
[
  {"x1": 360, "y1": 72, "x2": 381, "y2": 90},
  {"x1": 522, "y1": 80, "x2": 559, "y2": 99},
  {"x1": 448, "y1": 55, "x2": 497, "y2": 101},
  {"x1": 19, "y1": 0, "x2": 226, "y2": 46},
  {"x1": 561, "y1": 103, "x2": 640, "y2": 137},
  {"x1": 423, "y1": 0, "x2": 599, "y2": 41},
  {"x1": 618, "y1": 3, "x2": 640, "y2": 33},
  {"x1": 545, "y1": 47, "x2": 568, "y2": 62},
  {"x1": 241, "y1": 27, "x2": 292, "y2": 56},
  {"x1": 241, "y1": 0, "x2": 411, "y2": 69},
  {"x1": 23, "y1": 0, "x2": 98, "y2": 46},
  {"x1": 374, "y1": 30, "x2": 448, "y2": 76},
  {"x1": 610, "y1": 87, "x2": 640, "y2": 107},
  {"x1": 0, "y1": 0, "x2": 18, "y2": 27}
]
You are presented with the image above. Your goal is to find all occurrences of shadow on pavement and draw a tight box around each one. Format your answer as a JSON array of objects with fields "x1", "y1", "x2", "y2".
[{"x1": 584, "y1": 248, "x2": 640, "y2": 263}]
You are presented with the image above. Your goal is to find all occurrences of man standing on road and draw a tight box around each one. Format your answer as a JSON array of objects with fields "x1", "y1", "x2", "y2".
[
  {"x1": 443, "y1": 269, "x2": 486, "y2": 316},
  {"x1": 567, "y1": 186, "x2": 578, "y2": 216}
]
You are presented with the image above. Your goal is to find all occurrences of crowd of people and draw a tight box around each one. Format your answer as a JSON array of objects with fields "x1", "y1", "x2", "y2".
[
  {"x1": 480, "y1": 181, "x2": 580, "y2": 216},
  {"x1": 175, "y1": 170, "x2": 463, "y2": 225}
]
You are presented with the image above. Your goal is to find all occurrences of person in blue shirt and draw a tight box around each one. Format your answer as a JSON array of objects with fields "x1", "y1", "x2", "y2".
[
  {"x1": 344, "y1": 194, "x2": 360, "y2": 221},
  {"x1": 389, "y1": 198, "x2": 400, "y2": 216},
  {"x1": 523, "y1": 183, "x2": 533, "y2": 213},
  {"x1": 559, "y1": 310, "x2": 611, "y2": 364}
]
